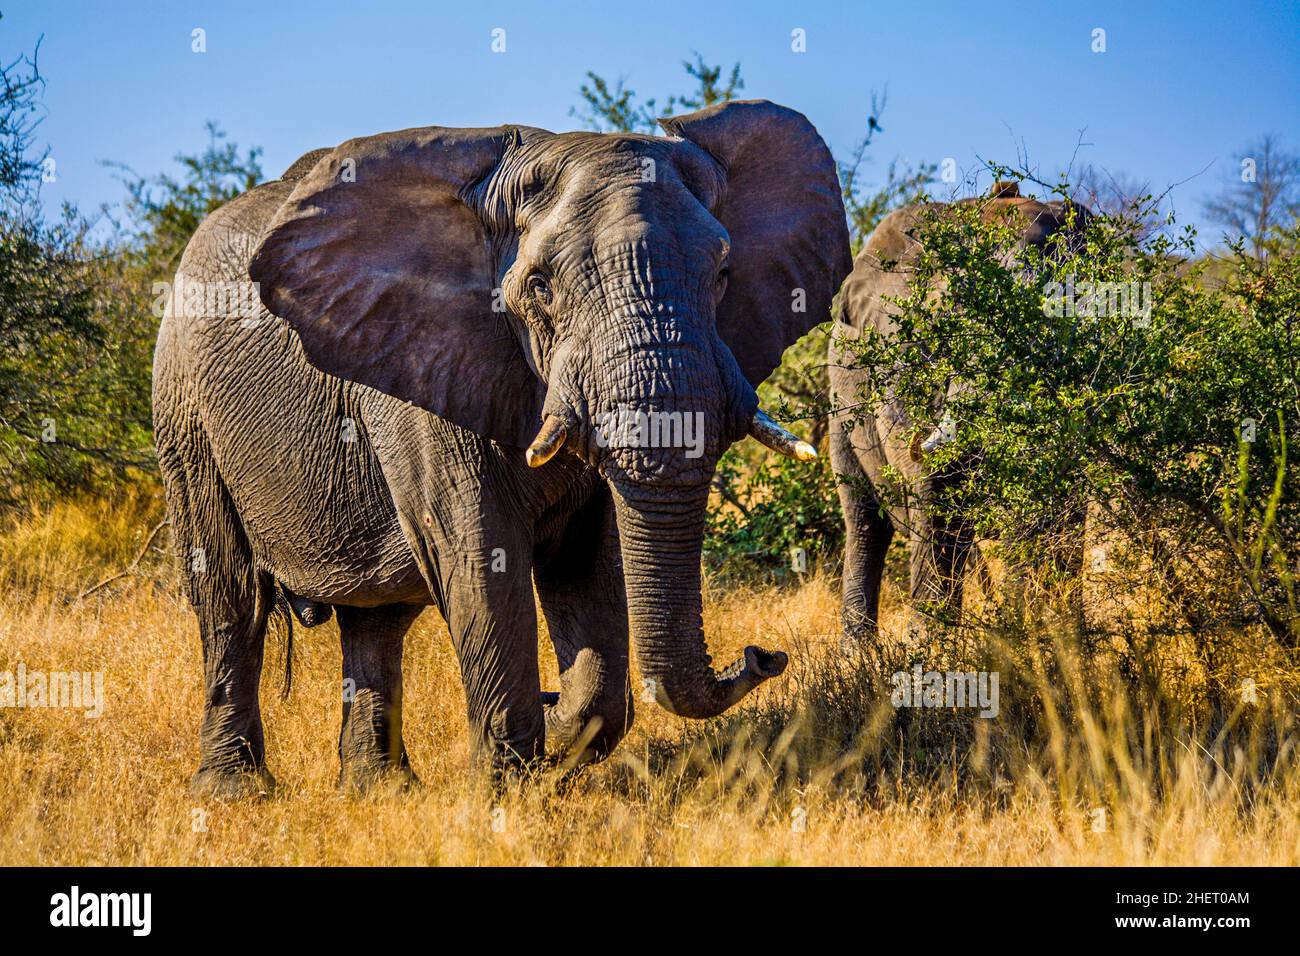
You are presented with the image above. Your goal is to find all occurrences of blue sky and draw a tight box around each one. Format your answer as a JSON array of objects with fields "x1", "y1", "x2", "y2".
[{"x1": 4, "y1": 0, "x2": 1297, "y2": 239}]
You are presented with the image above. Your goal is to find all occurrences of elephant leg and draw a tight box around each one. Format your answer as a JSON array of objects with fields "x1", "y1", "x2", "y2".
[
  {"x1": 440, "y1": 543, "x2": 545, "y2": 778},
  {"x1": 336, "y1": 603, "x2": 422, "y2": 792},
  {"x1": 535, "y1": 487, "x2": 632, "y2": 767},
  {"x1": 165, "y1": 445, "x2": 275, "y2": 801},
  {"x1": 368, "y1": 409, "x2": 547, "y2": 778},
  {"x1": 907, "y1": 509, "x2": 973, "y2": 639},
  {"x1": 831, "y1": 416, "x2": 894, "y2": 643}
]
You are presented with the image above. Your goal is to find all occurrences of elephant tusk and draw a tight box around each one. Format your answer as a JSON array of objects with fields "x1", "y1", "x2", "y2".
[
  {"x1": 526, "y1": 414, "x2": 568, "y2": 467},
  {"x1": 911, "y1": 417, "x2": 957, "y2": 461},
  {"x1": 749, "y1": 409, "x2": 817, "y2": 462},
  {"x1": 921, "y1": 426, "x2": 956, "y2": 454}
]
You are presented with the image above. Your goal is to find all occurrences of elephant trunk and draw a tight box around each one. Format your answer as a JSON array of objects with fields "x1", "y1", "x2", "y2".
[
  {"x1": 610, "y1": 482, "x2": 787, "y2": 719},
  {"x1": 534, "y1": 287, "x2": 791, "y2": 720}
]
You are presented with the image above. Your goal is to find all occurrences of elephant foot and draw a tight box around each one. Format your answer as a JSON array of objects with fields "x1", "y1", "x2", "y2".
[
  {"x1": 545, "y1": 710, "x2": 627, "y2": 770},
  {"x1": 841, "y1": 607, "x2": 879, "y2": 640},
  {"x1": 839, "y1": 626, "x2": 877, "y2": 660},
  {"x1": 338, "y1": 756, "x2": 419, "y2": 795},
  {"x1": 539, "y1": 653, "x2": 632, "y2": 769},
  {"x1": 190, "y1": 764, "x2": 276, "y2": 801}
]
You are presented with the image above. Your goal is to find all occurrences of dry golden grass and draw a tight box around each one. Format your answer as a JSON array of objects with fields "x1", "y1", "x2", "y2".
[{"x1": 1, "y1": 493, "x2": 1297, "y2": 866}]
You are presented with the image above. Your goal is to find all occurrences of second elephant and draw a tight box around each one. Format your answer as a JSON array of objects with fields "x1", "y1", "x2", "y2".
[{"x1": 828, "y1": 181, "x2": 1085, "y2": 640}]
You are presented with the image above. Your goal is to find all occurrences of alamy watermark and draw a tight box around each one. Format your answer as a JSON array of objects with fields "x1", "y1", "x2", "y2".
[
  {"x1": 594, "y1": 407, "x2": 705, "y2": 459},
  {"x1": 0, "y1": 664, "x2": 104, "y2": 718},
  {"x1": 152, "y1": 275, "x2": 264, "y2": 325},
  {"x1": 890, "y1": 665, "x2": 999, "y2": 718},
  {"x1": 50, "y1": 886, "x2": 150, "y2": 936},
  {"x1": 1042, "y1": 278, "x2": 1152, "y2": 322}
]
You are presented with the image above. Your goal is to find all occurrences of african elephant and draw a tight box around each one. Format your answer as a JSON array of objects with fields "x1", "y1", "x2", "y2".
[
  {"x1": 153, "y1": 99, "x2": 850, "y2": 797},
  {"x1": 828, "y1": 181, "x2": 1084, "y2": 641}
]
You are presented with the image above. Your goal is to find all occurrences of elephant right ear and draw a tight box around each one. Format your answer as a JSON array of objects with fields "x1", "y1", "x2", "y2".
[{"x1": 249, "y1": 126, "x2": 547, "y2": 449}]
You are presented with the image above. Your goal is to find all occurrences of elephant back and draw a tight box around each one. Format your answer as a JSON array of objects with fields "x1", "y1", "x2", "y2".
[{"x1": 835, "y1": 181, "x2": 1088, "y2": 339}]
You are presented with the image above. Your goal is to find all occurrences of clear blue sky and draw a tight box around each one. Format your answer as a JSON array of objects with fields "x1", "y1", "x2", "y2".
[{"x1": 4, "y1": 0, "x2": 1297, "y2": 239}]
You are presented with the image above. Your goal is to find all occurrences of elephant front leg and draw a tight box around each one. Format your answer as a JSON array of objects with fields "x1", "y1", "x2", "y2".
[
  {"x1": 369, "y1": 412, "x2": 545, "y2": 779},
  {"x1": 336, "y1": 603, "x2": 422, "y2": 792},
  {"x1": 535, "y1": 488, "x2": 632, "y2": 767},
  {"x1": 442, "y1": 550, "x2": 546, "y2": 779},
  {"x1": 831, "y1": 418, "x2": 895, "y2": 646}
]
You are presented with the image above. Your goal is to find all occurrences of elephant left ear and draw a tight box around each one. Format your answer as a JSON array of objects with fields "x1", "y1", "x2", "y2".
[{"x1": 660, "y1": 100, "x2": 852, "y2": 387}]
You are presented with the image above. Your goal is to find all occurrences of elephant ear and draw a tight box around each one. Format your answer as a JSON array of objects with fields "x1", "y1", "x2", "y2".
[
  {"x1": 660, "y1": 100, "x2": 852, "y2": 387},
  {"x1": 249, "y1": 125, "x2": 548, "y2": 449}
]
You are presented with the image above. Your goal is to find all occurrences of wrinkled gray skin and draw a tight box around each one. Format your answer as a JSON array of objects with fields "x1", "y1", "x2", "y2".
[
  {"x1": 154, "y1": 100, "x2": 851, "y2": 798},
  {"x1": 828, "y1": 184, "x2": 1082, "y2": 640}
]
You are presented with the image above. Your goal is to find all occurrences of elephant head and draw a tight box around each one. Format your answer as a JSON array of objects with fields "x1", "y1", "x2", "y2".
[
  {"x1": 248, "y1": 100, "x2": 851, "y2": 719},
  {"x1": 847, "y1": 180, "x2": 1090, "y2": 463}
]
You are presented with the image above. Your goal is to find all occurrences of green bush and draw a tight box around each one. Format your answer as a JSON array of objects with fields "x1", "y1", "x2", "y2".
[
  {"x1": 0, "y1": 59, "x2": 260, "y2": 507},
  {"x1": 0, "y1": 211, "x2": 156, "y2": 503},
  {"x1": 704, "y1": 442, "x2": 844, "y2": 582},
  {"x1": 839, "y1": 174, "x2": 1299, "y2": 645}
]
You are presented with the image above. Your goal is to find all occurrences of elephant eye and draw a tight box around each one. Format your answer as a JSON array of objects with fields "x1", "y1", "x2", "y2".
[
  {"x1": 715, "y1": 265, "x2": 731, "y2": 296},
  {"x1": 527, "y1": 272, "x2": 552, "y2": 305}
]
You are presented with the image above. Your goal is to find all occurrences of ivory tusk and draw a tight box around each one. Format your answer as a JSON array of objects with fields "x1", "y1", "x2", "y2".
[
  {"x1": 911, "y1": 417, "x2": 957, "y2": 462},
  {"x1": 749, "y1": 409, "x2": 817, "y2": 462},
  {"x1": 526, "y1": 414, "x2": 568, "y2": 467}
]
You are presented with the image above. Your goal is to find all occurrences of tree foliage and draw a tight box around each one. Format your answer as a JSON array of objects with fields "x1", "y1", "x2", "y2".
[
  {"x1": 841, "y1": 171, "x2": 1299, "y2": 644},
  {"x1": 106, "y1": 120, "x2": 262, "y2": 280},
  {"x1": 0, "y1": 21, "x2": 261, "y2": 506},
  {"x1": 1202, "y1": 134, "x2": 1300, "y2": 260},
  {"x1": 572, "y1": 53, "x2": 743, "y2": 133},
  {"x1": 0, "y1": 29, "x2": 138, "y2": 502},
  {"x1": 0, "y1": 17, "x2": 44, "y2": 194}
]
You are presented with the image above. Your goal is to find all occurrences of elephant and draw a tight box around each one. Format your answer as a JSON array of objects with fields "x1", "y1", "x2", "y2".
[
  {"x1": 828, "y1": 181, "x2": 1085, "y2": 642},
  {"x1": 153, "y1": 99, "x2": 851, "y2": 798}
]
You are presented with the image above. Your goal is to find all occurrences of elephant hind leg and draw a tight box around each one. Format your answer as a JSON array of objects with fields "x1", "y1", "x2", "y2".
[
  {"x1": 907, "y1": 510, "x2": 973, "y2": 640},
  {"x1": 161, "y1": 434, "x2": 276, "y2": 801},
  {"x1": 336, "y1": 603, "x2": 422, "y2": 792}
]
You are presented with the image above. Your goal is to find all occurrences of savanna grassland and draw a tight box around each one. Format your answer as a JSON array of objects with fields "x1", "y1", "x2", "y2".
[{"x1": 2, "y1": 488, "x2": 1297, "y2": 867}]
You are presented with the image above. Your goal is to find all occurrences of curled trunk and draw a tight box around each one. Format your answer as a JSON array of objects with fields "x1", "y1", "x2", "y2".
[{"x1": 611, "y1": 483, "x2": 786, "y2": 719}]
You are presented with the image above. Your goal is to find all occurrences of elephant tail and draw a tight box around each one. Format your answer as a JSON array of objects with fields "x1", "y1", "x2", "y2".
[{"x1": 269, "y1": 588, "x2": 295, "y2": 701}]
